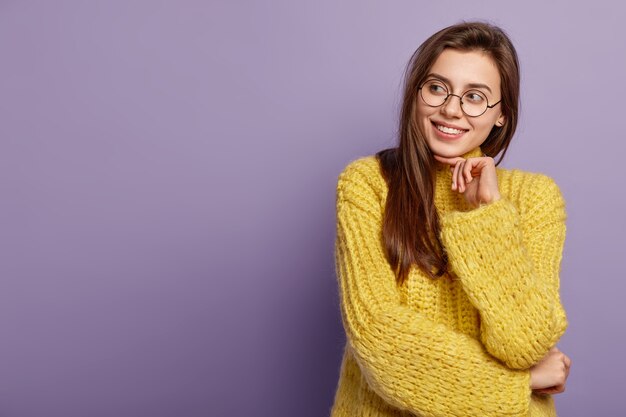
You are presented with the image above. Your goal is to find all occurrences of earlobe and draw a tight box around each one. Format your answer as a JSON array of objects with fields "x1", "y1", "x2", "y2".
[{"x1": 496, "y1": 116, "x2": 505, "y2": 127}]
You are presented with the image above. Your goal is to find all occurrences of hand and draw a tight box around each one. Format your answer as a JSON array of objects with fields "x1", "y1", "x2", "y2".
[
  {"x1": 433, "y1": 154, "x2": 501, "y2": 209},
  {"x1": 530, "y1": 347, "x2": 572, "y2": 395}
]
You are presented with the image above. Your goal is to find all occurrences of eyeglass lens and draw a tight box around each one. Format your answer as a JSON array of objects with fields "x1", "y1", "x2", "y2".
[{"x1": 420, "y1": 79, "x2": 490, "y2": 117}]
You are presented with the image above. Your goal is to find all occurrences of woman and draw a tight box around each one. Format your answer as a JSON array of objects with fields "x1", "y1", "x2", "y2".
[{"x1": 330, "y1": 21, "x2": 571, "y2": 417}]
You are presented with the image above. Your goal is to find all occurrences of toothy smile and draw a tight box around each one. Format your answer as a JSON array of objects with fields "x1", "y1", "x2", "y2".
[{"x1": 434, "y1": 123, "x2": 468, "y2": 135}]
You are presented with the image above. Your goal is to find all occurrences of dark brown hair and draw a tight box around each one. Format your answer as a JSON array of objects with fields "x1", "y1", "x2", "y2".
[{"x1": 376, "y1": 21, "x2": 521, "y2": 285}]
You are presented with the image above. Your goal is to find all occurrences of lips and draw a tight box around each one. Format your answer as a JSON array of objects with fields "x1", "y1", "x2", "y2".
[{"x1": 431, "y1": 120, "x2": 469, "y2": 134}]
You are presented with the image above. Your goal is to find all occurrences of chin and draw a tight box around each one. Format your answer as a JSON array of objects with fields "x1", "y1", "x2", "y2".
[{"x1": 428, "y1": 143, "x2": 463, "y2": 158}]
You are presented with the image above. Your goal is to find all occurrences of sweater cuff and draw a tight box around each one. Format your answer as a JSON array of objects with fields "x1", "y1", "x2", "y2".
[
  {"x1": 440, "y1": 198, "x2": 520, "y2": 272},
  {"x1": 441, "y1": 197, "x2": 516, "y2": 230}
]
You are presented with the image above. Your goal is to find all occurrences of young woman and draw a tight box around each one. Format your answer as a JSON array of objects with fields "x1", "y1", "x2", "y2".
[{"x1": 330, "y1": 21, "x2": 571, "y2": 417}]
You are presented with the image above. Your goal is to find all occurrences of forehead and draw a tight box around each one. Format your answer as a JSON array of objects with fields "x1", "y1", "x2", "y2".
[{"x1": 429, "y1": 48, "x2": 500, "y2": 91}]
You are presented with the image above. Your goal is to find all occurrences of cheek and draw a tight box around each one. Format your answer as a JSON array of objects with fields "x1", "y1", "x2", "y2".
[
  {"x1": 472, "y1": 119, "x2": 496, "y2": 133},
  {"x1": 415, "y1": 103, "x2": 435, "y2": 122},
  {"x1": 414, "y1": 104, "x2": 430, "y2": 126}
]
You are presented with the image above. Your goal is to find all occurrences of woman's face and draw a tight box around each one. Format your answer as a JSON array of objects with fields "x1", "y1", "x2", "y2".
[{"x1": 416, "y1": 48, "x2": 506, "y2": 158}]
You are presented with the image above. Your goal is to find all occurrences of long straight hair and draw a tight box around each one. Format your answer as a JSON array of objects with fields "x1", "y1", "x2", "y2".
[{"x1": 376, "y1": 21, "x2": 521, "y2": 285}]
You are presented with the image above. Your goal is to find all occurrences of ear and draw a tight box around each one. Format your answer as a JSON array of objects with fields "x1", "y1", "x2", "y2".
[{"x1": 495, "y1": 114, "x2": 506, "y2": 127}]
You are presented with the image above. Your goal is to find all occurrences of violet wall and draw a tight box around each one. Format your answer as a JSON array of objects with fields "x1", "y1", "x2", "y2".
[{"x1": 0, "y1": 1, "x2": 623, "y2": 416}]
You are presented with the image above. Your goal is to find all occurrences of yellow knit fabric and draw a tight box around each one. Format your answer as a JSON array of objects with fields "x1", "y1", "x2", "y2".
[{"x1": 330, "y1": 146, "x2": 568, "y2": 417}]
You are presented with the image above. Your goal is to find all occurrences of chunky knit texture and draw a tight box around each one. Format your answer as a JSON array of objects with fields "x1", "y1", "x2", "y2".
[{"x1": 330, "y1": 146, "x2": 568, "y2": 417}]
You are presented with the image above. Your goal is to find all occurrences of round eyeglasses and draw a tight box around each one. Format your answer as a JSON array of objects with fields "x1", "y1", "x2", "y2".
[{"x1": 418, "y1": 79, "x2": 501, "y2": 117}]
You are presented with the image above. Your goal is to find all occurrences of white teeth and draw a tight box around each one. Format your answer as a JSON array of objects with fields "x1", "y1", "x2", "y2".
[{"x1": 436, "y1": 124, "x2": 465, "y2": 135}]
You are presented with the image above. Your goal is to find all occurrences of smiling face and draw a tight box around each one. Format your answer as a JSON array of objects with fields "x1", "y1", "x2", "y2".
[{"x1": 417, "y1": 48, "x2": 506, "y2": 159}]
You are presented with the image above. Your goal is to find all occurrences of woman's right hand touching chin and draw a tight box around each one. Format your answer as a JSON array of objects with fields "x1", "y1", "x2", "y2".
[{"x1": 529, "y1": 346, "x2": 572, "y2": 395}]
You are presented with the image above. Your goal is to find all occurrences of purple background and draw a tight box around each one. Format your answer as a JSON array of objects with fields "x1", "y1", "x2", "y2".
[{"x1": 0, "y1": 1, "x2": 623, "y2": 416}]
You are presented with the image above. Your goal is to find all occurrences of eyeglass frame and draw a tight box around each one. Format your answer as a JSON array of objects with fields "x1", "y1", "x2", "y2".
[{"x1": 417, "y1": 78, "x2": 502, "y2": 117}]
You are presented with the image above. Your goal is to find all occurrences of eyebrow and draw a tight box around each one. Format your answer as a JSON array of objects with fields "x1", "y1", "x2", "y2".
[{"x1": 426, "y1": 72, "x2": 493, "y2": 94}]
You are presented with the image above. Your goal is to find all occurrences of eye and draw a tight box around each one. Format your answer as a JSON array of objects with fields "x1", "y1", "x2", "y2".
[
  {"x1": 465, "y1": 91, "x2": 486, "y2": 103},
  {"x1": 426, "y1": 81, "x2": 447, "y2": 95}
]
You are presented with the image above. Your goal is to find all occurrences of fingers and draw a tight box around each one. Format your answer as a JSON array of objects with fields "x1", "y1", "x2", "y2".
[
  {"x1": 563, "y1": 354, "x2": 571, "y2": 368},
  {"x1": 463, "y1": 158, "x2": 474, "y2": 185},
  {"x1": 451, "y1": 160, "x2": 462, "y2": 191},
  {"x1": 457, "y1": 160, "x2": 466, "y2": 192},
  {"x1": 446, "y1": 156, "x2": 493, "y2": 195},
  {"x1": 550, "y1": 346, "x2": 570, "y2": 369},
  {"x1": 534, "y1": 384, "x2": 566, "y2": 395},
  {"x1": 450, "y1": 159, "x2": 471, "y2": 192},
  {"x1": 449, "y1": 158, "x2": 480, "y2": 193},
  {"x1": 531, "y1": 347, "x2": 571, "y2": 396},
  {"x1": 563, "y1": 354, "x2": 571, "y2": 379}
]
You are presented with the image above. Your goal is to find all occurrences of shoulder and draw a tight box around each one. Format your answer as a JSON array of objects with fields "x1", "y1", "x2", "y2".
[
  {"x1": 336, "y1": 155, "x2": 384, "y2": 197},
  {"x1": 496, "y1": 167, "x2": 563, "y2": 196},
  {"x1": 496, "y1": 167, "x2": 566, "y2": 220},
  {"x1": 336, "y1": 155, "x2": 387, "y2": 213}
]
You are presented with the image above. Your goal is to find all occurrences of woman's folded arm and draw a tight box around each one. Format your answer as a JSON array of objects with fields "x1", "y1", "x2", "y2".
[
  {"x1": 440, "y1": 173, "x2": 568, "y2": 370},
  {"x1": 334, "y1": 161, "x2": 533, "y2": 417}
]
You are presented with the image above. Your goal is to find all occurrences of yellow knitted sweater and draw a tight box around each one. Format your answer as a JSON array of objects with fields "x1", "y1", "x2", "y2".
[{"x1": 330, "y1": 146, "x2": 568, "y2": 417}]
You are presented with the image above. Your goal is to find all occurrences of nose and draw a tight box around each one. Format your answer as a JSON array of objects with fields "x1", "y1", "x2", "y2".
[{"x1": 440, "y1": 94, "x2": 463, "y2": 118}]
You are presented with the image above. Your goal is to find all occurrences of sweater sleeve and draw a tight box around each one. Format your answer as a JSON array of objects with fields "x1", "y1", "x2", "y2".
[
  {"x1": 439, "y1": 174, "x2": 568, "y2": 370},
  {"x1": 334, "y1": 161, "x2": 532, "y2": 417}
]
